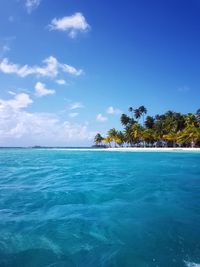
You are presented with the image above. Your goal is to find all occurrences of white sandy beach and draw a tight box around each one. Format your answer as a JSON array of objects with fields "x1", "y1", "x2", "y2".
[
  {"x1": 45, "y1": 147, "x2": 200, "y2": 152},
  {"x1": 106, "y1": 147, "x2": 200, "y2": 152}
]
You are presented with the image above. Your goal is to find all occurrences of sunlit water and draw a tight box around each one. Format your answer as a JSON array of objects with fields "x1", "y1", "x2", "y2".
[{"x1": 0, "y1": 149, "x2": 200, "y2": 267}]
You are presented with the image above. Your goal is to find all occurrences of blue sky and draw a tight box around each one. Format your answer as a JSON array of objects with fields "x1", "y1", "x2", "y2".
[{"x1": 0, "y1": 0, "x2": 200, "y2": 146}]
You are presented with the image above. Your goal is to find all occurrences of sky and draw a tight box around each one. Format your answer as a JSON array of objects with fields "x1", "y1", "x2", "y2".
[{"x1": 0, "y1": 0, "x2": 200, "y2": 146}]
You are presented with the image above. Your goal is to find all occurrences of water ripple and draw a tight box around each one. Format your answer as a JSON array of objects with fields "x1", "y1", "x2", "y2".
[{"x1": 0, "y1": 149, "x2": 200, "y2": 266}]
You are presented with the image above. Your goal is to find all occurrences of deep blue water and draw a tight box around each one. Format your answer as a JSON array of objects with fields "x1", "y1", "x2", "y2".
[{"x1": 0, "y1": 149, "x2": 200, "y2": 267}]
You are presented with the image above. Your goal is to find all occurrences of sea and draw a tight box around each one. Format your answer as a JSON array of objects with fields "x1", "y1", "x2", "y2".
[{"x1": 0, "y1": 148, "x2": 200, "y2": 267}]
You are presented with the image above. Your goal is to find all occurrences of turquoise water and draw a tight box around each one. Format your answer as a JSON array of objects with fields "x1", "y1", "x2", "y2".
[{"x1": 0, "y1": 149, "x2": 200, "y2": 267}]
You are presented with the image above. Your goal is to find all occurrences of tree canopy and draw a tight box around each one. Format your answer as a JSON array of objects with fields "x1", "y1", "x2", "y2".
[{"x1": 94, "y1": 107, "x2": 200, "y2": 148}]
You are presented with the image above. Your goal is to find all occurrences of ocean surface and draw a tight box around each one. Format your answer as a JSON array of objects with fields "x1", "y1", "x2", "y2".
[{"x1": 0, "y1": 149, "x2": 200, "y2": 267}]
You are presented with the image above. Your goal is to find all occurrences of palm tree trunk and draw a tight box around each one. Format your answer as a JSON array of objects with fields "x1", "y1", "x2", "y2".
[
  {"x1": 191, "y1": 140, "x2": 195, "y2": 148},
  {"x1": 173, "y1": 139, "x2": 176, "y2": 148}
]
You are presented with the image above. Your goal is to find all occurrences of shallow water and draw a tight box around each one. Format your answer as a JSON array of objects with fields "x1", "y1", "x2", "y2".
[{"x1": 0, "y1": 149, "x2": 200, "y2": 267}]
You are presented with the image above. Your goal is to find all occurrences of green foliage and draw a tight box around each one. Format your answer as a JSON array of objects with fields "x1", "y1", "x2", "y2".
[
  {"x1": 95, "y1": 107, "x2": 200, "y2": 148},
  {"x1": 145, "y1": 116, "x2": 155, "y2": 129},
  {"x1": 94, "y1": 133, "x2": 104, "y2": 146}
]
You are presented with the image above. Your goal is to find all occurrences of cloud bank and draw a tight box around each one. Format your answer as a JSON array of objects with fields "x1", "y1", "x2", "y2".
[{"x1": 0, "y1": 93, "x2": 95, "y2": 146}]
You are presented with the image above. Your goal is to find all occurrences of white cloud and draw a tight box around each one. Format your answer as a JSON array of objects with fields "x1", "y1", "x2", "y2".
[
  {"x1": 69, "y1": 112, "x2": 79, "y2": 118},
  {"x1": 0, "y1": 93, "x2": 33, "y2": 110},
  {"x1": 69, "y1": 102, "x2": 84, "y2": 110},
  {"x1": 49, "y1": 12, "x2": 90, "y2": 38},
  {"x1": 0, "y1": 56, "x2": 83, "y2": 78},
  {"x1": 61, "y1": 64, "x2": 83, "y2": 76},
  {"x1": 106, "y1": 106, "x2": 121, "y2": 115},
  {"x1": 25, "y1": 0, "x2": 41, "y2": 14},
  {"x1": 56, "y1": 79, "x2": 66, "y2": 85},
  {"x1": 0, "y1": 94, "x2": 95, "y2": 146},
  {"x1": 35, "y1": 82, "x2": 55, "y2": 97},
  {"x1": 96, "y1": 113, "x2": 108, "y2": 122},
  {"x1": 35, "y1": 56, "x2": 58, "y2": 77}
]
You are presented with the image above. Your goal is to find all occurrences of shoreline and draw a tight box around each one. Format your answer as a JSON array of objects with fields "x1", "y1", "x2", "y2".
[
  {"x1": 47, "y1": 147, "x2": 200, "y2": 152},
  {"x1": 33, "y1": 147, "x2": 200, "y2": 152},
  {"x1": 0, "y1": 147, "x2": 200, "y2": 152},
  {"x1": 106, "y1": 147, "x2": 200, "y2": 152}
]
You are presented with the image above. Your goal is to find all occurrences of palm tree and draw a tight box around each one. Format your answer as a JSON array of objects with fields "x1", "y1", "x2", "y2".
[
  {"x1": 154, "y1": 115, "x2": 166, "y2": 146},
  {"x1": 162, "y1": 111, "x2": 185, "y2": 146},
  {"x1": 133, "y1": 106, "x2": 147, "y2": 124},
  {"x1": 130, "y1": 123, "x2": 144, "y2": 146},
  {"x1": 142, "y1": 129, "x2": 156, "y2": 147},
  {"x1": 124, "y1": 125, "x2": 135, "y2": 146},
  {"x1": 185, "y1": 113, "x2": 198, "y2": 127},
  {"x1": 96, "y1": 106, "x2": 200, "y2": 149},
  {"x1": 164, "y1": 111, "x2": 185, "y2": 132},
  {"x1": 173, "y1": 113, "x2": 185, "y2": 131},
  {"x1": 128, "y1": 107, "x2": 134, "y2": 118},
  {"x1": 115, "y1": 131, "x2": 125, "y2": 147},
  {"x1": 104, "y1": 136, "x2": 112, "y2": 147},
  {"x1": 178, "y1": 113, "x2": 200, "y2": 147},
  {"x1": 178, "y1": 126, "x2": 200, "y2": 148},
  {"x1": 145, "y1": 116, "x2": 155, "y2": 129},
  {"x1": 94, "y1": 133, "x2": 104, "y2": 146},
  {"x1": 139, "y1": 106, "x2": 147, "y2": 126},
  {"x1": 108, "y1": 128, "x2": 118, "y2": 147},
  {"x1": 163, "y1": 131, "x2": 180, "y2": 148},
  {"x1": 134, "y1": 108, "x2": 141, "y2": 121},
  {"x1": 140, "y1": 106, "x2": 147, "y2": 113},
  {"x1": 120, "y1": 114, "x2": 131, "y2": 126}
]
